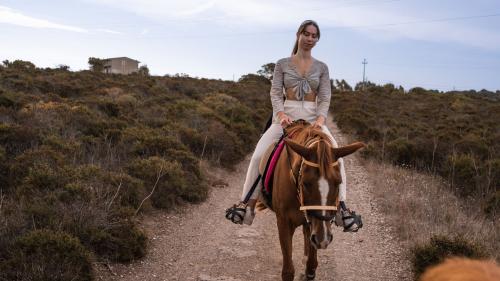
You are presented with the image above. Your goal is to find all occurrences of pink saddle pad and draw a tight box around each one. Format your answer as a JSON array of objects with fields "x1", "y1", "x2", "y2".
[{"x1": 263, "y1": 139, "x2": 286, "y2": 193}]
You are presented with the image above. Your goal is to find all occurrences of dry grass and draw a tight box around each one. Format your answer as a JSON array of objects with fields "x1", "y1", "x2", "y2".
[{"x1": 363, "y1": 159, "x2": 499, "y2": 260}]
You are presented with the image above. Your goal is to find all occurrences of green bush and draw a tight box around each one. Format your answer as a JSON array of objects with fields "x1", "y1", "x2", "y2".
[
  {"x1": 484, "y1": 190, "x2": 500, "y2": 218},
  {"x1": 9, "y1": 147, "x2": 70, "y2": 196},
  {"x1": 0, "y1": 90, "x2": 21, "y2": 109},
  {"x1": 448, "y1": 154, "x2": 477, "y2": 197},
  {"x1": 127, "y1": 156, "x2": 188, "y2": 209},
  {"x1": 410, "y1": 235, "x2": 487, "y2": 280},
  {"x1": 0, "y1": 123, "x2": 40, "y2": 157},
  {"x1": 386, "y1": 138, "x2": 416, "y2": 166},
  {"x1": 84, "y1": 213, "x2": 147, "y2": 262},
  {"x1": 0, "y1": 229, "x2": 93, "y2": 281},
  {"x1": 72, "y1": 165, "x2": 146, "y2": 208}
]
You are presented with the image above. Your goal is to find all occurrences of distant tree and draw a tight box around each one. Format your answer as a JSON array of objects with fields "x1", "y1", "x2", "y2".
[
  {"x1": 2, "y1": 60, "x2": 36, "y2": 70},
  {"x1": 88, "y1": 57, "x2": 105, "y2": 72},
  {"x1": 409, "y1": 87, "x2": 426, "y2": 95},
  {"x1": 383, "y1": 83, "x2": 395, "y2": 92},
  {"x1": 238, "y1": 73, "x2": 270, "y2": 84},
  {"x1": 355, "y1": 80, "x2": 376, "y2": 91},
  {"x1": 138, "y1": 65, "x2": 150, "y2": 76},
  {"x1": 257, "y1": 63, "x2": 275, "y2": 81},
  {"x1": 335, "y1": 79, "x2": 352, "y2": 92},
  {"x1": 57, "y1": 64, "x2": 70, "y2": 71},
  {"x1": 330, "y1": 79, "x2": 336, "y2": 90},
  {"x1": 174, "y1": 73, "x2": 190, "y2": 78}
]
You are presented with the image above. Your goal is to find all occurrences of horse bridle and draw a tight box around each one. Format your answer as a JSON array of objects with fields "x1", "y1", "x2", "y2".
[{"x1": 286, "y1": 137, "x2": 339, "y2": 224}]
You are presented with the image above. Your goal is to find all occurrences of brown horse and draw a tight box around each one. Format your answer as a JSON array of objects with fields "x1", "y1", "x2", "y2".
[{"x1": 262, "y1": 121, "x2": 365, "y2": 281}]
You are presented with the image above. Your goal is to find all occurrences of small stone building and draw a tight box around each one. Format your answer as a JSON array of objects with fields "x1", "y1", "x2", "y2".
[{"x1": 103, "y1": 57, "x2": 140, "y2": 74}]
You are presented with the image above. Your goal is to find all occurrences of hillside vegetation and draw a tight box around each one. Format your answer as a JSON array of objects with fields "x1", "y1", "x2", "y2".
[
  {"x1": 0, "y1": 60, "x2": 271, "y2": 280},
  {"x1": 331, "y1": 84, "x2": 499, "y2": 217},
  {"x1": 1, "y1": 60, "x2": 498, "y2": 280}
]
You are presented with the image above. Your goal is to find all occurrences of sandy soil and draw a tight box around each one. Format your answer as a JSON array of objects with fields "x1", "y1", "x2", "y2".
[{"x1": 95, "y1": 118, "x2": 411, "y2": 281}]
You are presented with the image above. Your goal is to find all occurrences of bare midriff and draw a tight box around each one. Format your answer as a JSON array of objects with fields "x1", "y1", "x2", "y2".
[{"x1": 285, "y1": 88, "x2": 317, "y2": 102}]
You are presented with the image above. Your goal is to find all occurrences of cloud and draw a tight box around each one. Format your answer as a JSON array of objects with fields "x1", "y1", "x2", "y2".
[
  {"x1": 83, "y1": 0, "x2": 500, "y2": 49},
  {"x1": 0, "y1": 5, "x2": 88, "y2": 33},
  {"x1": 96, "y1": 28, "x2": 123, "y2": 35},
  {"x1": 324, "y1": 7, "x2": 500, "y2": 51}
]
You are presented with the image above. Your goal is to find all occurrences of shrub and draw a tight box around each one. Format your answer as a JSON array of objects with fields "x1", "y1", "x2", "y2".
[
  {"x1": 386, "y1": 138, "x2": 416, "y2": 166},
  {"x1": 98, "y1": 101, "x2": 120, "y2": 117},
  {"x1": 484, "y1": 190, "x2": 499, "y2": 218},
  {"x1": 0, "y1": 229, "x2": 93, "y2": 281},
  {"x1": 0, "y1": 123, "x2": 40, "y2": 157},
  {"x1": 411, "y1": 235, "x2": 487, "y2": 280},
  {"x1": 0, "y1": 90, "x2": 21, "y2": 109},
  {"x1": 8, "y1": 147, "x2": 69, "y2": 194},
  {"x1": 448, "y1": 154, "x2": 477, "y2": 197},
  {"x1": 127, "y1": 157, "x2": 188, "y2": 209},
  {"x1": 84, "y1": 214, "x2": 147, "y2": 262}
]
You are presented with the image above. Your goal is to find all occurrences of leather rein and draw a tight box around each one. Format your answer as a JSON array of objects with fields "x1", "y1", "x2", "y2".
[{"x1": 285, "y1": 136, "x2": 338, "y2": 223}]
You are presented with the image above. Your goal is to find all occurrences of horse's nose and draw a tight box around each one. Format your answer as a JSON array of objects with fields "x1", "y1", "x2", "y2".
[
  {"x1": 310, "y1": 234, "x2": 319, "y2": 248},
  {"x1": 319, "y1": 235, "x2": 331, "y2": 249}
]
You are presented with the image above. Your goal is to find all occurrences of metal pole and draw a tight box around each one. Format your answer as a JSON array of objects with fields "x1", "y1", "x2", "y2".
[{"x1": 362, "y1": 58, "x2": 368, "y2": 91}]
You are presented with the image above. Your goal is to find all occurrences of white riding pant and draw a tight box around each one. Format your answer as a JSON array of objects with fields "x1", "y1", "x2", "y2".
[{"x1": 241, "y1": 100, "x2": 347, "y2": 202}]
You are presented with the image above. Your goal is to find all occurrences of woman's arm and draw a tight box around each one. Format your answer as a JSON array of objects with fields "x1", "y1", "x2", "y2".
[
  {"x1": 270, "y1": 59, "x2": 292, "y2": 127},
  {"x1": 270, "y1": 59, "x2": 285, "y2": 115},
  {"x1": 313, "y1": 62, "x2": 331, "y2": 127}
]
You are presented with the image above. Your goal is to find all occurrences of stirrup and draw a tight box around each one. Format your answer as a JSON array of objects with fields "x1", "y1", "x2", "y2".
[
  {"x1": 341, "y1": 209, "x2": 363, "y2": 232},
  {"x1": 225, "y1": 202, "x2": 247, "y2": 224}
]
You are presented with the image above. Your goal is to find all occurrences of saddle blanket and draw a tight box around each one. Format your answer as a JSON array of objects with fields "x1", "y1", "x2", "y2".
[{"x1": 258, "y1": 137, "x2": 286, "y2": 205}]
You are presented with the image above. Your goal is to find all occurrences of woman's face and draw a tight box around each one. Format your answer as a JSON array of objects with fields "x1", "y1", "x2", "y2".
[{"x1": 297, "y1": 24, "x2": 319, "y2": 51}]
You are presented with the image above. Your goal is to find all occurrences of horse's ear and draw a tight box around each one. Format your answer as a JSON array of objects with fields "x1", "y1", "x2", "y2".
[
  {"x1": 285, "y1": 138, "x2": 314, "y2": 159},
  {"x1": 331, "y1": 142, "x2": 366, "y2": 159}
]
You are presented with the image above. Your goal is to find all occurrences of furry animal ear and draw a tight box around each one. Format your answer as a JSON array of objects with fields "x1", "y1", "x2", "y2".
[
  {"x1": 331, "y1": 142, "x2": 365, "y2": 159},
  {"x1": 285, "y1": 138, "x2": 314, "y2": 159}
]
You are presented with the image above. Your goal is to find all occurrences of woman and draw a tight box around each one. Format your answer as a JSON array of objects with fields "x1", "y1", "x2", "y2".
[{"x1": 225, "y1": 20, "x2": 362, "y2": 232}]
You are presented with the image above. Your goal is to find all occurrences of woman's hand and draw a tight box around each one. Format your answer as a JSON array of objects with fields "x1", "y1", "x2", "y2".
[
  {"x1": 278, "y1": 112, "x2": 292, "y2": 128},
  {"x1": 312, "y1": 115, "x2": 325, "y2": 129}
]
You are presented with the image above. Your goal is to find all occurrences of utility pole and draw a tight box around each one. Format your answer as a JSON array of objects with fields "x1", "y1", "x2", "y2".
[{"x1": 362, "y1": 58, "x2": 368, "y2": 91}]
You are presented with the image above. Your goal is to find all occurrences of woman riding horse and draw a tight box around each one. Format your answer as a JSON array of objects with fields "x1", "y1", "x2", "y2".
[{"x1": 225, "y1": 20, "x2": 362, "y2": 232}]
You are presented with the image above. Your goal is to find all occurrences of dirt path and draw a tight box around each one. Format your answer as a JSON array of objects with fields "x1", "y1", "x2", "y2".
[{"x1": 95, "y1": 118, "x2": 411, "y2": 281}]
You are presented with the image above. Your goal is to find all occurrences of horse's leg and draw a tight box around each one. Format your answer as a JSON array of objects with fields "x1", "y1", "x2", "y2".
[
  {"x1": 302, "y1": 224, "x2": 309, "y2": 257},
  {"x1": 303, "y1": 224, "x2": 318, "y2": 280},
  {"x1": 277, "y1": 217, "x2": 295, "y2": 281}
]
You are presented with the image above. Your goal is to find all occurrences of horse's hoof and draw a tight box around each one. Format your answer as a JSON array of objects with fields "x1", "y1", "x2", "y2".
[{"x1": 306, "y1": 273, "x2": 315, "y2": 280}]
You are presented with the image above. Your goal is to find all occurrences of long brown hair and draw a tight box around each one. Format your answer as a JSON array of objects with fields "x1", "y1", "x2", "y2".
[{"x1": 292, "y1": 20, "x2": 321, "y2": 55}]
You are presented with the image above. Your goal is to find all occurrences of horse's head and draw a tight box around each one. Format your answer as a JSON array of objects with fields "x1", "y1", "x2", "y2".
[{"x1": 285, "y1": 132, "x2": 365, "y2": 249}]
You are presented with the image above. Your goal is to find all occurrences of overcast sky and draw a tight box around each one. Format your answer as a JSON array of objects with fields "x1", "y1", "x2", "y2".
[{"x1": 1, "y1": 0, "x2": 500, "y2": 91}]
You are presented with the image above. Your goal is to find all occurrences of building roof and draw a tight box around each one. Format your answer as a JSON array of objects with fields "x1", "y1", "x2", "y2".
[{"x1": 104, "y1": 57, "x2": 140, "y2": 63}]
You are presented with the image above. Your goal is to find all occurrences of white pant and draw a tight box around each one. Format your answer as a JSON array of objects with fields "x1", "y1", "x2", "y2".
[{"x1": 241, "y1": 100, "x2": 347, "y2": 202}]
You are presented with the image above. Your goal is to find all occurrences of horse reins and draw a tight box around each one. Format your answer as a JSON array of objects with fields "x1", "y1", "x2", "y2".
[{"x1": 286, "y1": 137, "x2": 338, "y2": 224}]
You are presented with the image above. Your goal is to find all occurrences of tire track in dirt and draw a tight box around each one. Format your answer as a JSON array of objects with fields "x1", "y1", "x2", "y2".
[{"x1": 95, "y1": 118, "x2": 410, "y2": 281}]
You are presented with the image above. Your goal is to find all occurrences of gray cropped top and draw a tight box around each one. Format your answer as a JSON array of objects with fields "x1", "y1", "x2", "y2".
[{"x1": 270, "y1": 56, "x2": 331, "y2": 119}]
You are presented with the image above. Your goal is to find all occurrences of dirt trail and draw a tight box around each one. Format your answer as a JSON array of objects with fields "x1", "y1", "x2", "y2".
[{"x1": 95, "y1": 118, "x2": 411, "y2": 281}]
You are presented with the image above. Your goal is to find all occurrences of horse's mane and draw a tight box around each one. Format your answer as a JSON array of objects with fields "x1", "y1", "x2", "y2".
[{"x1": 286, "y1": 121, "x2": 336, "y2": 177}]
